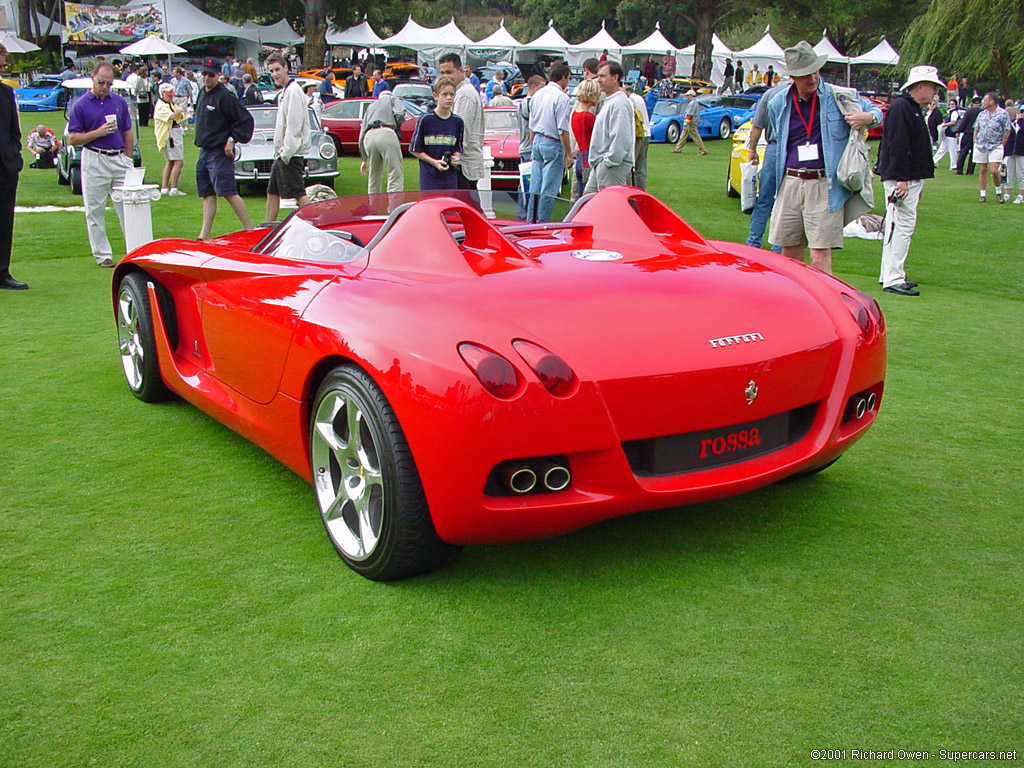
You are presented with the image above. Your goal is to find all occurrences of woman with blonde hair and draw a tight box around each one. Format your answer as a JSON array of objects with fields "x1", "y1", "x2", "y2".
[
  {"x1": 154, "y1": 82, "x2": 186, "y2": 195},
  {"x1": 571, "y1": 78, "x2": 600, "y2": 198}
]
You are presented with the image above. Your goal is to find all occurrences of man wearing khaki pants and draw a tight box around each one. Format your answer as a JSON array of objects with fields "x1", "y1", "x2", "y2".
[
  {"x1": 670, "y1": 90, "x2": 707, "y2": 155},
  {"x1": 359, "y1": 90, "x2": 406, "y2": 194}
]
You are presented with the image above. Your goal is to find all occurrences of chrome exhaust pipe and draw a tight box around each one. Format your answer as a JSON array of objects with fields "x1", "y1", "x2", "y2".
[
  {"x1": 504, "y1": 466, "x2": 538, "y2": 495},
  {"x1": 540, "y1": 461, "x2": 571, "y2": 492},
  {"x1": 866, "y1": 392, "x2": 877, "y2": 411},
  {"x1": 854, "y1": 397, "x2": 868, "y2": 419}
]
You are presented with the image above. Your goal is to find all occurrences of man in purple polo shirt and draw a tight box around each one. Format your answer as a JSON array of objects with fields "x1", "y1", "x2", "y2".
[{"x1": 67, "y1": 61, "x2": 134, "y2": 267}]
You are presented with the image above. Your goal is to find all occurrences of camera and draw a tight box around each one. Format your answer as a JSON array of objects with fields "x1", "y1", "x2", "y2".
[
  {"x1": 440, "y1": 151, "x2": 452, "y2": 168},
  {"x1": 887, "y1": 192, "x2": 903, "y2": 207}
]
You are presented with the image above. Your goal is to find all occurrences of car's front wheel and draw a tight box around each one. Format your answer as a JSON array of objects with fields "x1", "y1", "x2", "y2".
[
  {"x1": 665, "y1": 121, "x2": 680, "y2": 145},
  {"x1": 69, "y1": 165, "x2": 82, "y2": 195},
  {"x1": 310, "y1": 365, "x2": 461, "y2": 581},
  {"x1": 116, "y1": 272, "x2": 173, "y2": 403},
  {"x1": 719, "y1": 118, "x2": 732, "y2": 140}
]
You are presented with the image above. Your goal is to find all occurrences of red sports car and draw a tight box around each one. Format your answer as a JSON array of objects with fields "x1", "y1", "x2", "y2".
[
  {"x1": 112, "y1": 188, "x2": 886, "y2": 581},
  {"x1": 320, "y1": 98, "x2": 422, "y2": 153},
  {"x1": 484, "y1": 106, "x2": 522, "y2": 190}
]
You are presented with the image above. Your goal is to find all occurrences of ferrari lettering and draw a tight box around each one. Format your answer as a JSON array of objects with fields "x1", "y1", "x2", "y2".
[
  {"x1": 699, "y1": 429, "x2": 761, "y2": 458},
  {"x1": 709, "y1": 332, "x2": 765, "y2": 348}
]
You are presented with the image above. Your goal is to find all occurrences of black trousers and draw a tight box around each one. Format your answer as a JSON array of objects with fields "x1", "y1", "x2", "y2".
[
  {"x1": 138, "y1": 101, "x2": 152, "y2": 127},
  {"x1": 957, "y1": 138, "x2": 976, "y2": 175},
  {"x1": 457, "y1": 168, "x2": 477, "y2": 190},
  {"x1": 0, "y1": 172, "x2": 18, "y2": 277}
]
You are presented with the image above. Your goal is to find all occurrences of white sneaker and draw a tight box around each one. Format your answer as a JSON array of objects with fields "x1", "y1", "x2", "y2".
[
  {"x1": 160, "y1": 188, "x2": 169, "y2": 195},
  {"x1": 168, "y1": 188, "x2": 187, "y2": 196},
  {"x1": 1014, "y1": 196, "x2": 1024, "y2": 204}
]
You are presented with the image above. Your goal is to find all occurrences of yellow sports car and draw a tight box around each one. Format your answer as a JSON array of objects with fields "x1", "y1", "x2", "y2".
[
  {"x1": 727, "y1": 119, "x2": 767, "y2": 198},
  {"x1": 670, "y1": 77, "x2": 714, "y2": 95}
]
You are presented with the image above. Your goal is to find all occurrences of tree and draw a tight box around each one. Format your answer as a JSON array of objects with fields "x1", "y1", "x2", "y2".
[
  {"x1": 684, "y1": 0, "x2": 735, "y2": 79},
  {"x1": 900, "y1": 0, "x2": 1024, "y2": 96}
]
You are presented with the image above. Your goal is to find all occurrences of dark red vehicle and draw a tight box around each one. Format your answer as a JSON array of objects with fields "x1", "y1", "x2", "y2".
[
  {"x1": 319, "y1": 98, "x2": 423, "y2": 153},
  {"x1": 112, "y1": 188, "x2": 886, "y2": 581}
]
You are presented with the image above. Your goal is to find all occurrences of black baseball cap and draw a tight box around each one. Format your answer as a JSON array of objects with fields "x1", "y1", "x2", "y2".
[{"x1": 200, "y1": 57, "x2": 220, "y2": 75}]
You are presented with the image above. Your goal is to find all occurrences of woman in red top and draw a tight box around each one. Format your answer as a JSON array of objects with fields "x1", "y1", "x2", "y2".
[{"x1": 571, "y1": 79, "x2": 599, "y2": 200}]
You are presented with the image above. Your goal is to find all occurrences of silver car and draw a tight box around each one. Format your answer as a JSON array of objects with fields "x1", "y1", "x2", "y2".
[{"x1": 235, "y1": 105, "x2": 339, "y2": 189}]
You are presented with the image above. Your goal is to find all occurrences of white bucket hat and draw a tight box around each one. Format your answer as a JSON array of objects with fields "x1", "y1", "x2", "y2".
[{"x1": 901, "y1": 65, "x2": 945, "y2": 91}]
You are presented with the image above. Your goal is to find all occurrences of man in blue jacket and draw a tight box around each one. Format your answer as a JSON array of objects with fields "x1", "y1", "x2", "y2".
[{"x1": 767, "y1": 41, "x2": 882, "y2": 274}]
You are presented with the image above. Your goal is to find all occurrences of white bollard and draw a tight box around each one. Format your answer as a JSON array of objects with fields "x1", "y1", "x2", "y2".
[
  {"x1": 480, "y1": 145, "x2": 495, "y2": 219},
  {"x1": 111, "y1": 182, "x2": 162, "y2": 254}
]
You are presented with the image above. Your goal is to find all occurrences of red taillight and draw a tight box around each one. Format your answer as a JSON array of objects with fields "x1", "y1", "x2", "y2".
[
  {"x1": 841, "y1": 293, "x2": 876, "y2": 343},
  {"x1": 458, "y1": 343, "x2": 520, "y2": 399},
  {"x1": 866, "y1": 296, "x2": 885, "y2": 334},
  {"x1": 513, "y1": 340, "x2": 578, "y2": 397}
]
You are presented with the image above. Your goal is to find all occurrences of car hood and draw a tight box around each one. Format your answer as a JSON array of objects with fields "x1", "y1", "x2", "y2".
[
  {"x1": 15, "y1": 88, "x2": 56, "y2": 98},
  {"x1": 484, "y1": 133, "x2": 519, "y2": 155}
]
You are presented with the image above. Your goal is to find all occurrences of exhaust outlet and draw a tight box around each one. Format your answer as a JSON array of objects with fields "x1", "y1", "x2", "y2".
[
  {"x1": 854, "y1": 397, "x2": 868, "y2": 419},
  {"x1": 866, "y1": 392, "x2": 877, "y2": 411},
  {"x1": 539, "y1": 461, "x2": 571, "y2": 492},
  {"x1": 504, "y1": 466, "x2": 538, "y2": 495}
]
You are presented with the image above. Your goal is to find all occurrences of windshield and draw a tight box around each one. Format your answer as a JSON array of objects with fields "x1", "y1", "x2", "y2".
[
  {"x1": 652, "y1": 101, "x2": 681, "y2": 116},
  {"x1": 485, "y1": 110, "x2": 518, "y2": 132},
  {"x1": 393, "y1": 83, "x2": 430, "y2": 98},
  {"x1": 28, "y1": 79, "x2": 61, "y2": 89}
]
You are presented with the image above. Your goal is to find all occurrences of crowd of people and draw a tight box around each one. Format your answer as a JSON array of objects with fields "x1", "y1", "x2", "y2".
[{"x1": 0, "y1": 44, "x2": 1019, "y2": 297}]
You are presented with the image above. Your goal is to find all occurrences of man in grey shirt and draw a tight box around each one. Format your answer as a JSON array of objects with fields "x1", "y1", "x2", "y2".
[
  {"x1": 583, "y1": 60, "x2": 635, "y2": 193},
  {"x1": 359, "y1": 90, "x2": 405, "y2": 195},
  {"x1": 439, "y1": 52, "x2": 484, "y2": 189},
  {"x1": 744, "y1": 80, "x2": 789, "y2": 250}
]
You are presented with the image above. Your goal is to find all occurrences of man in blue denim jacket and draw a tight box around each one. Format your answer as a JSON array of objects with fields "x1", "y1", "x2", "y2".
[{"x1": 767, "y1": 41, "x2": 882, "y2": 274}]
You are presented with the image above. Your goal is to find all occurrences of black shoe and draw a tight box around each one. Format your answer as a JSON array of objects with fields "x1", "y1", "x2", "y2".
[
  {"x1": 904, "y1": 281, "x2": 918, "y2": 288},
  {"x1": 0, "y1": 274, "x2": 29, "y2": 290},
  {"x1": 883, "y1": 282, "x2": 919, "y2": 296}
]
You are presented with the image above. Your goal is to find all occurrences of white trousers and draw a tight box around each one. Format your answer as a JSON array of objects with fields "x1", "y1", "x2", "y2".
[
  {"x1": 880, "y1": 179, "x2": 924, "y2": 288},
  {"x1": 1003, "y1": 155, "x2": 1024, "y2": 192},
  {"x1": 364, "y1": 127, "x2": 404, "y2": 194},
  {"x1": 932, "y1": 135, "x2": 958, "y2": 169},
  {"x1": 81, "y1": 149, "x2": 132, "y2": 263}
]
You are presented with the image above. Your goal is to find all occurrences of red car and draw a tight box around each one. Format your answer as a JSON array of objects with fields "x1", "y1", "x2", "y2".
[
  {"x1": 868, "y1": 97, "x2": 891, "y2": 139},
  {"x1": 320, "y1": 98, "x2": 422, "y2": 153},
  {"x1": 112, "y1": 188, "x2": 886, "y2": 581},
  {"x1": 484, "y1": 106, "x2": 522, "y2": 190}
]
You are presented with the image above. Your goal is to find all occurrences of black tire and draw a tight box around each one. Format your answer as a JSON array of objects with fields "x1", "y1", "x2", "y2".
[
  {"x1": 309, "y1": 365, "x2": 461, "y2": 580},
  {"x1": 115, "y1": 272, "x2": 173, "y2": 403},
  {"x1": 70, "y1": 165, "x2": 82, "y2": 195},
  {"x1": 783, "y1": 456, "x2": 841, "y2": 483},
  {"x1": 727, "y1": 164, "x2": 740, "y2": 198},
  {"x1": 665, "y1": 121, "x2": 680, "y2": 145},
  {"x1": 719, "y1": 118, "x2": 732, "y2": 140},
  {"x1": 57, "y1": 161, "x2": 69, "y2": 186}
]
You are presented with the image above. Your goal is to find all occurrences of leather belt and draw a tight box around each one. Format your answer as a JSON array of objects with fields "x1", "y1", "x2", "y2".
[
  {"x1": 86, "y1": 146, "x2": 124, "y2": 156},
  {"x1": 786, "y1": 167, "x2": 826, "y2": 179}
]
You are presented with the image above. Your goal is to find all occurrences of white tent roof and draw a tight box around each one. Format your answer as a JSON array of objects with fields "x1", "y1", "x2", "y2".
[
  {"x1": 469, "y1": 19, "x2": 522, "y2": 50},
  {"x1": 622, "y1": 22, "x2": 677, "y2": 55},
  {"x1": 570, "y1": 20, "x2": 621, "y2": 53},
  {"x1": 519, "y1": 20, "x2": 571, "y2": 51},
  {"x1": 380, "y1": 17, "x2": 433, "y2": 48},
  {"x1": 680, "y1": 33, "x2": 732, "y2": 56},
  {"x1": 326, "y1": 18, "x2": 383, "y2": 47},
  {"x1": 850, "y1": 38, "x2": 900, "y2": 66},
  {"x1": 814, "y1": 33, "x2": 847, "y2": 63},
  {"x1": 734, "y1": 31, "x2": 785, "y2": 59},
  {"x1": 436, "y1": 18, "x2": 473, "y2": 46},
  {"x1": 127, "y1": 0, "x2": 260, "y2": 44},
  {"x1": 243, "y1": 19, "x2": 303, "y2": 46},
  {"x1": 382, "y1": 17, "x2": 471, "y2": 49}
]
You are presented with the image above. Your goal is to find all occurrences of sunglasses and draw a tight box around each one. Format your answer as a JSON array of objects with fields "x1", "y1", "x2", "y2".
[{"x1": 95, "y1": 79, "x2": 113, "y2": 86}]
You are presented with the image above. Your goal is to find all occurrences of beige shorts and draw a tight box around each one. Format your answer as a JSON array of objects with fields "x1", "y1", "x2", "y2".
[
  {"x1": 973, "y1": 145, "x2": 1004, "y2": 163},
  {"x1": 769, "y1": 175, "x2": 844, "y2": 250}
]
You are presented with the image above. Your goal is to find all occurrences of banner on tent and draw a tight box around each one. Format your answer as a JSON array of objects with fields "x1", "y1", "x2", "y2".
[{"x1": 64, "y1": 2, "x2": 164, "y2": 45}]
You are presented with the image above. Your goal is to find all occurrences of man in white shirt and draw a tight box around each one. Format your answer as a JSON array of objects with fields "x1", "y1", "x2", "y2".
[
  {"x1": 584, "y1": 61, "x2": 635, "y2": 193},
  {"x1": 527, "y1": 62, "x2": 572, "y2": 222},
  {"x1": 625, "y1": 82, "x2": 651, "y2": 190},
  {"x1": 439, "y1": 53, "x2": 484, "y2": 189},
  {"x1": 265, "y1": 52, "x2": 311, "y2": 221}
]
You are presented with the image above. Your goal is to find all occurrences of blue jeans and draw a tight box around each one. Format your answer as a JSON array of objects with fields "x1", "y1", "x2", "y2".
[
  {"x1": 516, "y1": 149, "x2": 531, "y2": 221},
  {"x1": 746, "y1": 142, "x2": 782, "y2": 252},
  {"x1": 530, "y1": 135, "x2": 564, "y2": 223}
]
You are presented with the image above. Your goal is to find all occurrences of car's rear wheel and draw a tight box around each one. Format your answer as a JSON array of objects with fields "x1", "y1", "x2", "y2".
[
  {"x1": 665, "y1": 121, "x2": 680, "y2": 145},
  {"x1": 57, "y1": 159, "x2": 69, "y2": 185},
  {"x1": 69, "y1": 165, "x2": 82, "y2": 195},
  {"x1": 719, "y1": 118, "x2": 732, "y2": 140},
  {"x1": 310, "y1": 365, "x2": 461, "y2": 581},
  {"x1": 116, "y1": 272, "x2": 173, "y2": 403}
]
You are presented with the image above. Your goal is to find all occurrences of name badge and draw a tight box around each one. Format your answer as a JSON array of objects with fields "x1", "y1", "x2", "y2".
[{"x1": 797, "y1": 143, "x2": 819, "y2": 162}]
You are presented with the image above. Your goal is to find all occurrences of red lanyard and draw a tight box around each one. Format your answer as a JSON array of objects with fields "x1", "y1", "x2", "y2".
[{"x1": 793, "y1": 87, "x2": 817, "y2": 142}]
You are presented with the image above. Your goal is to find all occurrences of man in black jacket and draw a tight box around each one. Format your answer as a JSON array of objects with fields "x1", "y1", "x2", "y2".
[
  {"x1": 345, "y1": 64, "x2": 369, "y2": 99},
  {"x1": 194, "y1": 57, "x2": 255, "y2": 240},
  {"x1": 877, "y1": 65, "x2": 943, "y2": 297},
  {"x1": 956, "y1": 95, "x2": 982, "y2": 175},
  {"x1": 0, "y1": 44, "x2": 25, "y2": 290}
]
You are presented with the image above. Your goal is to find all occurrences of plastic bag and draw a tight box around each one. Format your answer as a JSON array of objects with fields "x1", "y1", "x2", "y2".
[{"x1": 740, "y1": 161, "x2": 759, "y2": 213}]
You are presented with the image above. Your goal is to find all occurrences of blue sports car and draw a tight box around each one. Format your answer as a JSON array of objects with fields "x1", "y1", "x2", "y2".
[
  {"x1": 649, "y1": 94, "x2": 759, "y2": 144},
  {"x1": 15, "y1": 76, "x2": 70, "y2": 112}
]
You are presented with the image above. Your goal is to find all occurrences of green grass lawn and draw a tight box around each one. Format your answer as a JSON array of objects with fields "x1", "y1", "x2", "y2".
[{"x1": 2, "y1": 109, "x2": 1022, "y2": 767}]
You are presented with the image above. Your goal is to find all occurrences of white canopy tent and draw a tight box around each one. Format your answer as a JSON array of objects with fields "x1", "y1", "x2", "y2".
[
  {"x1": 127, "y1": 0, "x2": 261, "y2": 46},
  {"x1": 326, "y1": 18, "x2": 383, "y2": 47},
  {"x1": 849, "y1": 38, "x2": 900, "y2": 66},
  {"x1": 814, "y1": 33, "x2": 848, "y2": 63},
  {"x1": 732, "y1": 29, "x2": 785, "y2": 81},
  {"x1": 467, "y1": 20, "x2": 522, "y2": 64},
  {"x1": 380, "y1": 17, "x2": 473, "y2": 70},
  {"x1": 678, "y1": 33, "x2": 732, "y2": 85},
  {"x1": 622, "y1": 22, "x2": 677, "y2": 56},
  {"x1": 518, "y1": 19, "x2": 571, "y2": 61},
  {"x1": 566, "y1": 21, "x2": 622, "y2": 67},
  {"x1": 243, "y1": 19, "x2": 303, "y2": 46}
]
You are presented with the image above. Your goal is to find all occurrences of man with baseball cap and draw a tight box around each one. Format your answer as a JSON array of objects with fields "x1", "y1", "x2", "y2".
[
  {"x1": 670, "y1": 89, "x2": 707, "y2": 155},
  {"x1": 766, "y1": 41, "x2": 882, "y2": 274},
  {"x1": 194, "y1": 57, "x2": 254, "y2": 240},
  {"x1": 876, "y1": 65, "x2": 944, "y2": 296}
]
